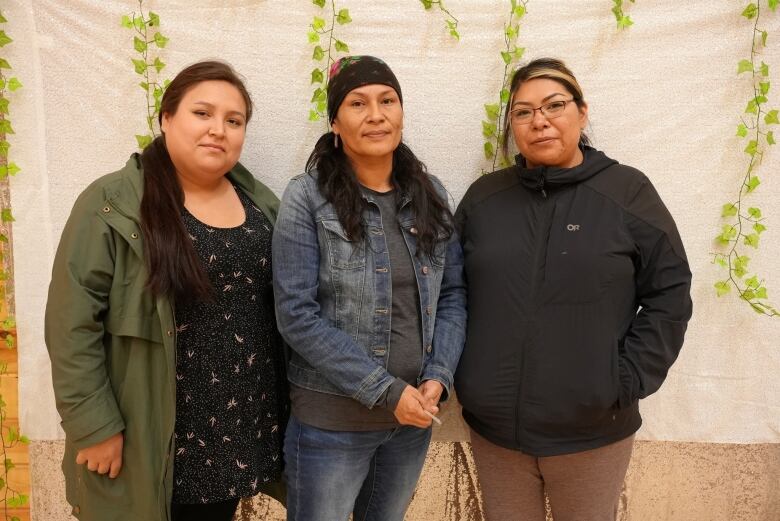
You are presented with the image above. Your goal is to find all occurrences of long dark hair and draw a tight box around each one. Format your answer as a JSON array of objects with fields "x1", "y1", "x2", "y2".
[
  {"x1": 501, "y1": 57, "x2": 591, "y2": 158},
  {"x1": 140, "y1": 60, "x2": 253, "y2": 300},
  {"x1": 305, "y1": 132, "x2": 453, "y2": 258}
]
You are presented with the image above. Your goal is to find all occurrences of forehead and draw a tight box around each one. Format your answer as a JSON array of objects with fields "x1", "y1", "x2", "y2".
[
  {"x1": 344, "y1": 84, "x2": 398, "y2": 98},
  {"x1": 181, "y1": 80, "x2": 246, "y2": 110},
  {"x1": 512, "y1": 78, "x2": 569, "y2": 103}
]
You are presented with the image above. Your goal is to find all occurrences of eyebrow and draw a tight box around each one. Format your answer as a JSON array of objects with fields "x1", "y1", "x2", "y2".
[
  {"x1": 511, "y1": 92, "x2": 567, "y2": 108},
  {"x1": 192, "y1": 101, "x2": 246, "y2": 118},
  {"x1": 345, "y1": 88, "x2": 398, "y2": 98}
]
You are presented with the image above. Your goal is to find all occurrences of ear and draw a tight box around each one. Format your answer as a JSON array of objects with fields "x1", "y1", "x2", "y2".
[
  {"x1": 577, "y1": 101, "x2": 589, "y2": 128},
  {"x1": 331, "y1": 118, "x2": 340, "y2": 136},
  {"x1": 160, "y1": 112, "x2": 171, "y2": 134}
]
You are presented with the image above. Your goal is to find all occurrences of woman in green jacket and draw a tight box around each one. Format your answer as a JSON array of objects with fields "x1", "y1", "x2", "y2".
[{"x1": 45, "y1": 61, "x2": 287, "y2": 521}]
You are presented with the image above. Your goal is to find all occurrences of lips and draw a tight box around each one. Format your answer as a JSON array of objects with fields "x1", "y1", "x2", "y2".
[
  {"x1": 199, "y1": 143, "x2": 225, "y2": 152},
  {"x1": 532, "y1": 137, "x2": 556, "y2": 145},
  {"x1": 363, "y1": 130, "x2": 390, "y2": 138}
]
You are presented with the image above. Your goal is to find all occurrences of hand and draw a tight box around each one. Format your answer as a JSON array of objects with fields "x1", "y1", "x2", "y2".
[
  {"x1": 394, "y1": 385, "x2": 439, "y2": 428},
  {"x1": 75, "y1": 432, "x2": 124, "y2": 478},
  {"x1": 418, "y1": 380, "x2": 444, "y2": 408}
]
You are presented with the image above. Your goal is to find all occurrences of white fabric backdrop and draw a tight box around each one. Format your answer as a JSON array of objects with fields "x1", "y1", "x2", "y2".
[{"x1": 4, "y1": 0, "x2": 779, "y2": 443}]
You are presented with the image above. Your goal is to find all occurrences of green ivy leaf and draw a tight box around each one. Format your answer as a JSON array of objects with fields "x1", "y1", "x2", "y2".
[
  {"x1": 761, "y1": 30, "x2": 768, "y2": 46},
  {"x1": 154, "y1": 32, "x2": 169, "y2": 48},
  {"x1": 759, "y1": 81, "x2": 770, "y2": 95},
  {"x1": 0, "y1": 58, "x2": 10, "y2": 69},
  {"x1": 449, "y1": 28, "x2": 460, "y2": 40},
  {"x1": 0, "y1": 97, "x2": 8, "y2": 115},
  {"x1": 736, "y1": 124, "x2": 748, "y2": 137},
  {"x1": 737, "y1": 59, "x2": 753, "y2": 74},
  {"x1": 0, "y1": 119, "x2": 14, "y2": 134},
  {"x1": 139, "y1": 81, "x2": 149, "y2": 91},
  {"x1": 514, "y1": 47, "x2": 525, "y2": 60},
  {"x1": 0, "y1": 12, "x2": 7, "y2": 23},
  {"x1": 148, "y1": 12, "x2": 160, "y2": 27},
  {"x1": 312, "y1": 45, "x2": 325, "y2": 61},
  {"x1": 482, "y1": 121, "x2": 497, "y2": 138},
  {"x1": 485, "y1": 103, "x2": 501, "y2": 121},
  {"x1": 617, "y1": 15, "x2": 634, "y2": 29},
  {"x1": 484, "y1": 141, "x2": 495, "y2": 160},
  {"x1": 742, "y1": 289, "x2": 756, "y2": 301},
  {"x1": 153, "y1": 57, "x2": 165, "y2": 73},
  {"x1": 135, "y1": 134, "x2": 153, "y2": 149},
  {"x1": 716, "y1": 224, "x2": 737, "y2": 244},
  {"x1": 312, "y1": 16, "x2": 326, "y2": 31},
  {"x1": 760, "y1": 62, "x2": 769, "y2": 77},
  {"x1": 132, "y1": 58, "x2": 147, "y2": 74},
  {"x1": 721, "y1": 203, "x2": 738, "y2": 217},
  {"x1": 742, "y1": 3, "x2": 758, "y2": 19},
  {"x1": 744, "y1": 233, "x2": 760, "y2": 248},
  {"x1": 734, "y1": 255, "x2": 750, "y2": 277},
  {"x1": 313, "y1": 0, "x2": 326, "y2": 6},
  {"x1": 4, "y1": 334, "x2": 13, "y2": 348},
  {"x1": 121, "y1": 15, "x2": 133, "y2": 28},
  {"x1": 316, "y1": 99, "x2": 327, "y2": 113},
  {"x1": 0, "y1": 31, "x2": 12, "y2": 47},
  {"x1": 747, "y1": 207, "x2": 762, "y2": 219},
  {"x1": 745, "y1": 176, "x2": 761, "y2": 192},
  {"x1": 765, "y1": 109, "x2": 779, "y2": 125},
  {"x1": 7, "y1": 77, "x2": 22, "y2": 91},
  {"x1": 420, "y1": 0, "x2": 433, "y2": 8},
  {"x1": 769, "y1": 0, "x2": 778, "y2": 11},
  {"x1": 514, "y1": 5, "x2": 526, "y2": 18},
  {"x1": 500, "y1": 88, "x2": 510, "y2": 104},
  {"x1": 714, "y1": 281, "x2": 731, "y2": 297},
  {"x1": 744, "y1": 139, "x2": 758, "y2": 155},
  {"x1": 755, "y1": 287, "x2": 768, "y2": 299},
  {"x1": 501, "y1": 51, "x2": 512, "y2": 65},
  {"x1": 311, "y1": 68, "x2": 324, "y2": 84},
  {"x1": 0, "y1": 141, "x2": 9, "y2": 157},
  {"x1": 334, "y1": 40, "x2": 349, "y2": 53},
  {"x1": 134, "y1": 36, "x2": 147, "y2": 53},
  {"x1": 0, "y1": 208, "x2": 14, "y2": 222},
  {"x1": 715, "y1": 256, "x2": 727, "y2": 268},
  {"x1": 336, "y1": 9, "x2": 352, "y2": 25},
  {"x1": 6, "y1": 163, "x2": 19, "y2": 176},
  {"x1": 133, "y1": 16, "x2": 145, "y2": 32},
  {"x1": 308, "y1": 109, "x2": 320, "y2": 121},
  {"x1": 745, "y1": 275, "x2": 760, "y2": 289},
  {"x1": 745, "y1": 99, "x2": 758, "y2": 114},
  {"x1": 753, "y1": 222, "x2": 767, "y2": 234},
  {"x1": 768, "y1": 131, "x2": 776, "y2": 145}
]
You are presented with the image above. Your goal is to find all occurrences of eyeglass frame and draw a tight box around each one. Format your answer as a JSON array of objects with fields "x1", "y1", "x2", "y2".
[{"x1": 508, "y1": 98, "x2": 579, "y2": 126}]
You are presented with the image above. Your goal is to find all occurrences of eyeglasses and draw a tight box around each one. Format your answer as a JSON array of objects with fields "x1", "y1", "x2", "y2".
[{"x1": 509, "y1": 99, "x2": 576, "y2": 125}]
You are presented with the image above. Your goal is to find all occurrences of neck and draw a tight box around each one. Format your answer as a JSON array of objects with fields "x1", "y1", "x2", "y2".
[
  {"x1": 349, "y1": 155, "x2": 394, "y2": 192},
  {"x1": 176, "y1": 168, "x2": 228, "y2": 196}
]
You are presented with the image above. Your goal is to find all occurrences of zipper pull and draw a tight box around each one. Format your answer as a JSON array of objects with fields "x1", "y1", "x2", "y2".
[{"x1": 541, "y1": 188, "x2": 547, "y2": 198}]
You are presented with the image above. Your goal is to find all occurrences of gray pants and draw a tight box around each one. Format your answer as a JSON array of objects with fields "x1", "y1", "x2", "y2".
[{"x1": 470, "y1": 429, "x2": 634, "y2": 521}]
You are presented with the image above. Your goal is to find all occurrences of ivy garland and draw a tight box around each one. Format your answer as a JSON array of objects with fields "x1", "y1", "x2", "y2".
[
  {"x1": 482, "y1": 0, "x2": 528, "y2": 173},
  {"x1": 0, "y1": 12, "x2": 30, "y2": 520},
  {"x1": 714, "y1": 0, "x2": 779, "y2": 317},
  {"x1": 121, "y1": 0, "x2": 170, "y2": 149},
  {"x1": 419, "y1": 0, "x2": 460, "y2": 40},
  {"x1": 308, "y1": 0, "x2": 353, "y2": 124},
  {"x1": 612, "y1": 0, "x2": 636, "y2": 29}
]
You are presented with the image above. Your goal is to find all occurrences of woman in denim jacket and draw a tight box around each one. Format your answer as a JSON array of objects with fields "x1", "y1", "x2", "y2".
[{"x1": 272, "y1": 56, "x2": 467, "y2": 521}]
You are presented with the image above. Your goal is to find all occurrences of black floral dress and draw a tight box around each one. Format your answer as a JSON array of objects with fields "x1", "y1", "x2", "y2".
[{"x1": 172, "y1": 187, "x2": 284, "y2": 504}]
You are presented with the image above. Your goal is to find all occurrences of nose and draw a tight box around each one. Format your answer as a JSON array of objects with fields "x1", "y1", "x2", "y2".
[
  {"x1": 366, "y1": 100, "x2": 386, "y2": 123},
  {"x1": 530, "y1": 108, "x2": 549, "y2": 128},
  {"x1": 209, "y1": 120, "x2": 225, "y2": 137}
]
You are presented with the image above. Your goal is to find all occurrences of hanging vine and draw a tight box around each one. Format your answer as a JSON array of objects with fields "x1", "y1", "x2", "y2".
[
  {"x1": 308, "y1": 0, "x2": 353, "y2": 124},
  {"x1": 0, "y1": 11, "x2": 30, "y2": 521},
  {"x1": 121, "y1": 0, "x2": 170, "y2": 149},
  {"x1": 481, "y1": 0, "x2": 528, "y2": 174},
  {"x1": 713, "y1": 0, "x2": 778, "y2": 317},
  {"x1": 419, "y1": 1, "x2": 460, "y2": 40},
  {"x1": 611, "y1": 0, "x2": 636, "y2": 29}
]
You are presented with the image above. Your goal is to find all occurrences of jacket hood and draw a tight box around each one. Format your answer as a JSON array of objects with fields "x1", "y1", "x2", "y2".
[{"x1": 516, "y1": 146, "x2": 618, "y2": 195}]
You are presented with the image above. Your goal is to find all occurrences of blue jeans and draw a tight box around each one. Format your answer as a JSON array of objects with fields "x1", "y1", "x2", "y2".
[{"x1": 284, "y1": 415, "x2": 432, "y2": 521}]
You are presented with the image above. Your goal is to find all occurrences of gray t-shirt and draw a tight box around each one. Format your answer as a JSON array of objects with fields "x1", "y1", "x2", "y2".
[{"x1": 290, "y1": 188, "x2": 424, "y2": 430}]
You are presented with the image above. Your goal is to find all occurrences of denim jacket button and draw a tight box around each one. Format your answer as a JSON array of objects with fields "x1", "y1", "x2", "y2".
[
  {"x1": 410, "y1": 227, "x2": 418, "y2": 235},
  {"x1": 425, "y1": 306, "x2": 432, "y2": 315},
  {"x1": 426, "y1": 344, "x2": 433, "y2": 353},
  {"x1": 422, "y1": 266, "x2": 429, "y2": 275}
]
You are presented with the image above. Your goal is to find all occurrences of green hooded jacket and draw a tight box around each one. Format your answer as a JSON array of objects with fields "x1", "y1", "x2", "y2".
[{"x1": 44, "y1": 155, "x2": 286, "y2": 520}]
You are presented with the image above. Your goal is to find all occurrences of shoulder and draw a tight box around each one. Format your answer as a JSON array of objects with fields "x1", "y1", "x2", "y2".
[
  {"x1": 457, "y1": 166, "x2": 520, "y2": 215},
  {"x1": 70, "y1": 155, "x2": 143, "y2": 217},
  {"x1": 583, "y1": 162, "x2": 651, "y2": 207},
  {"x1": 230, "y1": 161, "x2": 280, "y2": 211}
]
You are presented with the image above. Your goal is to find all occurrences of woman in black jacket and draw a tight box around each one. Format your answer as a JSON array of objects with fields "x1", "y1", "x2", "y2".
[{"x1": 455, "y1": 58, "x2": 692, "y2": 521}]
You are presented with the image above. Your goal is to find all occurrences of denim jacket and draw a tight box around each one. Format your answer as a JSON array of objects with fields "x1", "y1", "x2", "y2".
[{"x1": 272, "y1": 169, "x2": 467, "y2": 409}]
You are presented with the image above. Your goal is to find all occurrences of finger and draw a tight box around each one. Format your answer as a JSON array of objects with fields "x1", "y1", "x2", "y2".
[
  {"x1": 109, "y1": 457, "x2": 122, "y2": 479},
  {"x1": 87, "y1": 460, "x2": 99, "y2": 472},
  {"x1": 75, "y1": 452, "x2": 87, "y2": 465},
  {"x1": 96, "y1": 461, "x2": 110, "y2": 475}
]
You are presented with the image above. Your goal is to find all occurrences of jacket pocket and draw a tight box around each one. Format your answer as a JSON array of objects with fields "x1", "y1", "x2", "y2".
[
  {"x1": 321, "y1": 219, "x2": 366, "y2": 270},
  {"x1": 105, "y1": 312, "x2": 163, "y2": 344}
]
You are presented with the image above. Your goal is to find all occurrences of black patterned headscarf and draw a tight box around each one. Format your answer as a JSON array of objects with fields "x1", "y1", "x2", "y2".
[{"x1": 327, "y1": 56, "x2": 403, "y2": 123}]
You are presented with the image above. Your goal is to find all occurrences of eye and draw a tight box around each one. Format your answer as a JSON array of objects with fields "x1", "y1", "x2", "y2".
[
  {"x1": 513, "y1": 109, "x2": 533, "y2": 119},
  {"x1": 227, "y1": 118, "x2": 244, "y2": 128},
  {"x1": 545, "y1": 101, "x2": 567, "y2": 112},
  {"x1": 350, "y1": 99, "x2": 365, "y2": 108},
  {"x1": 194, "y1": 110, "x2": 209, "y2": 117},
  {"x1": 382, "y1": 97, "x2": 395, "y2": 105}
]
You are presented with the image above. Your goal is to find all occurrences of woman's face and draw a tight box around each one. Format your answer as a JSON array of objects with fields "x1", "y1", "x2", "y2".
[
  {"x1": 161, "y1": 80, "x2": 247, "y2": 181},
  {"x1": 509, "y1": 78, "x2": 588, "y2": 169},
  {"x1": 332, "y1": 84, "x2": 403, "y2": 165}
]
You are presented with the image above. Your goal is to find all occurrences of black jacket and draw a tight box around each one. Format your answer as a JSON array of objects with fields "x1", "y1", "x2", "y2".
[{"x1": 454, "y1": 147, "x2": 692, "y2": 456}]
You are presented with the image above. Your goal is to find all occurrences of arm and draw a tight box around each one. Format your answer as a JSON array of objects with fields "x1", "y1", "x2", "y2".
[
  {"x1": 617, "y1": 180, "x2": 693, "y2": 408},
  {"x1": 272, "y1": 177, "x2": 396, "y2": 408},
  {"x1": 45, "y1": 192, "x2": 125, "y2": 471}
]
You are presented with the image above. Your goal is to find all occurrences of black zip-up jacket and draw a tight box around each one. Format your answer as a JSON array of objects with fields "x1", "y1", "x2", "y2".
[{"x1": 454, "y1": 147, "x2": 692, "y2": 456}]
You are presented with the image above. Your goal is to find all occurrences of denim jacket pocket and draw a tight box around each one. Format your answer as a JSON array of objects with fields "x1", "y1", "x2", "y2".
[{"x1": 321, "y1": 219, "x2": 366, "y2": 270}]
